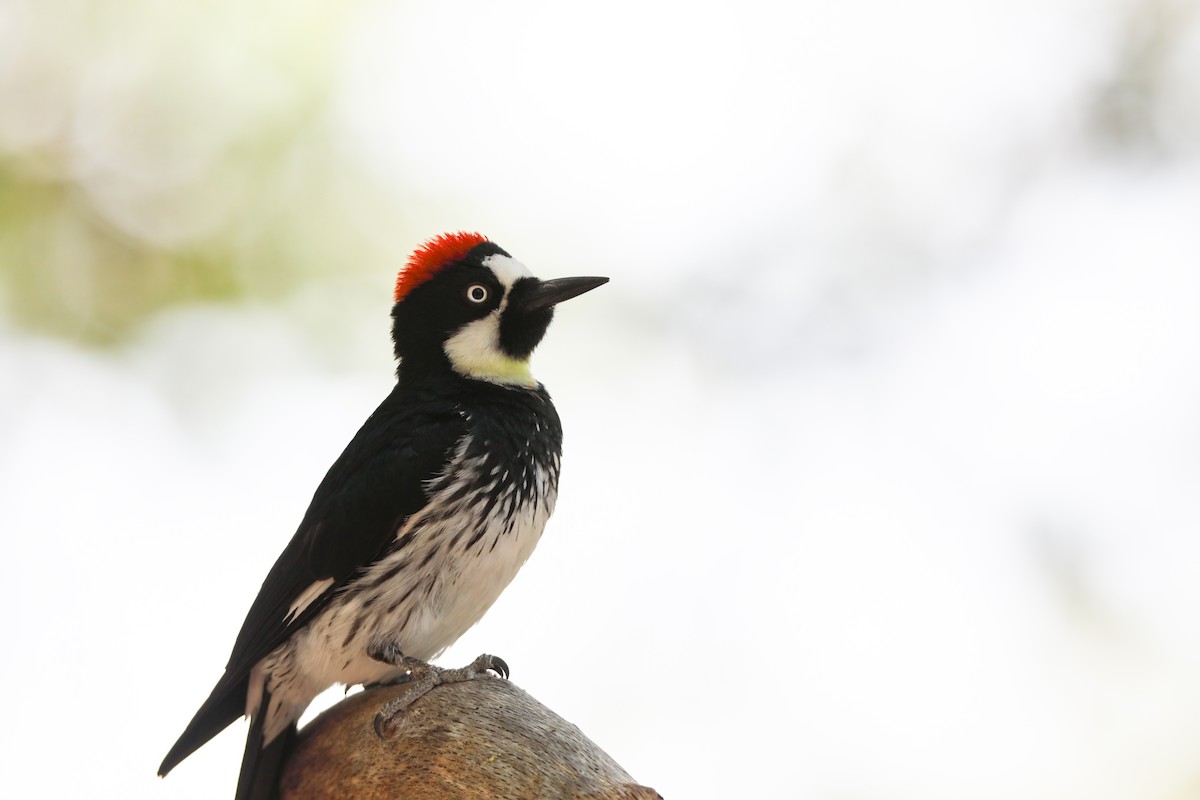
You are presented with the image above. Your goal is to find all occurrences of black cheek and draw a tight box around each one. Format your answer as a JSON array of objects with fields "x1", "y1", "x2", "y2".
[{"x1": 500, "y1": 306, "x2": 554, "y2": 359}]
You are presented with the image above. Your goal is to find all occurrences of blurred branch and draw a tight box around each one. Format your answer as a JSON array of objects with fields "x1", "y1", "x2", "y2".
[
  {"x1": 0, "y1": 0, "x2": 407, "y2": 344},
  {"x1": 1088, "y1": 0, "x2": 1197, "y2": 156}
]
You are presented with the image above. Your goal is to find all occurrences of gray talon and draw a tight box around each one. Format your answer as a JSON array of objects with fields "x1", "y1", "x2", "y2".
[
  {"x1": 373, "y1": 707, "x2": 396, "y2": 739},
  {"x1": 478, "y1": 654, "x2": 509, "y2": 679}
]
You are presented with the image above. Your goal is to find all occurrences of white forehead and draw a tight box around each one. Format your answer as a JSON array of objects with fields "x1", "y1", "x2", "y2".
[{"x1": 482, "y1": 253, "x2": 533, "y2": 289}]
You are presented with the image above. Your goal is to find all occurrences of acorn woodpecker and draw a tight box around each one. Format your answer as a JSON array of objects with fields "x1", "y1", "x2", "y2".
[{"x1": 158, "y1": 232, "x2": 607, "y2": 800}]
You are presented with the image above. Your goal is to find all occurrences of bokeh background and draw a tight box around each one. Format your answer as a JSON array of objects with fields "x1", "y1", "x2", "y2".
[{"x1": 2, "y1": 0, "x2": 1199, "y2": 797}]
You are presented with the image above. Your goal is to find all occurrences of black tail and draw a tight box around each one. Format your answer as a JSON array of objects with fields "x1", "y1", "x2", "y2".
[
  {"x1": 159, "y1": 672, "x2": 248, "y2": 777},
  {"x1": 235, "y1": 686, "x2": 297, "y2": 800}
]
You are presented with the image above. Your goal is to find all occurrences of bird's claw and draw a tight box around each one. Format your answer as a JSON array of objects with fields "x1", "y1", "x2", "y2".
[
  {"x1": 372, "y1": 652, "x2": 511, "y2": 739},
  {"x1": 468, "y1": 653, "x2": 509, "y2": 680}
]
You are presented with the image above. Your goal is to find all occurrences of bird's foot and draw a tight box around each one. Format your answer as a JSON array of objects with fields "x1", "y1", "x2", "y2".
[{"x1": 373, "y1": 653, "x2": 510, "y2": 739}]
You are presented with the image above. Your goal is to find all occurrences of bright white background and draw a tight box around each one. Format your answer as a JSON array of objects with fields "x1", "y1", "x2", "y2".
[{"x1": 2, "y1": 0, "x2": 1199, "y2": 798}]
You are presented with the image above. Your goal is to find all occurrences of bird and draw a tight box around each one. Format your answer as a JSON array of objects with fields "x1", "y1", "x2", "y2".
[{"x1": 158, "y1": 231, "x2": 607, "y2": 800}]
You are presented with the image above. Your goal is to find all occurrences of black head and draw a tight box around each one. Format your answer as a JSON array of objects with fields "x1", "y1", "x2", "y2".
[{"x1": 390, "y1": 233, "x2": 607, "y2": 386}]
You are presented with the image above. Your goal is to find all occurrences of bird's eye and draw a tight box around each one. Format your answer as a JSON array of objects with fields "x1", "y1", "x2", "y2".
[{"x1": 465, "y1": 285, "x2": 489, "y2": 303}]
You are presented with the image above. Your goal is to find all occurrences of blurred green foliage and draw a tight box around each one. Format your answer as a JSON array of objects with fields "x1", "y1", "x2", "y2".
[{"x1": 0, "y1": 0, "x2": 404, "y2": 344}]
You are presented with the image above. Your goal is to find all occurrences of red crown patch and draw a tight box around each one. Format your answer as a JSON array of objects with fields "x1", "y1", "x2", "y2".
[{"x1": 394, "y1": 231, "x2": 490, "y2": 303}]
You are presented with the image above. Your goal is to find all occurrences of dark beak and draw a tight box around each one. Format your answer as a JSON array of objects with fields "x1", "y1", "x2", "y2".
[{"x1": 514, "y1": 276, "x2": 609, "y2": 311}]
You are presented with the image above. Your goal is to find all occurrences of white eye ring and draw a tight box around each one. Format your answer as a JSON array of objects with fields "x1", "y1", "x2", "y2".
[{"x1": 465, "y1": 284, "x2": 489, "y2": 304}]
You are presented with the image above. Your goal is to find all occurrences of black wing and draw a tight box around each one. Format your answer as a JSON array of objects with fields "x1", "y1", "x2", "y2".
[{"x1": 159, "y1": 389, "x2": 465, "y2": 775}]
